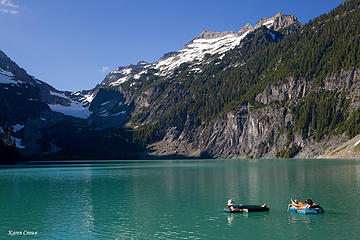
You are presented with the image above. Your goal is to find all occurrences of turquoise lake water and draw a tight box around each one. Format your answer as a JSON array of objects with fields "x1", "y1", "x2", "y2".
[{"x1": 1, "y1": 159, "x2": 360, "y2": 239}]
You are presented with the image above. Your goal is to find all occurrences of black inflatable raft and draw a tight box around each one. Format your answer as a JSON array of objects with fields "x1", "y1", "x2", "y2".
[{"x1": 224, "y1": 204, "x2": 269, "y2": 213}]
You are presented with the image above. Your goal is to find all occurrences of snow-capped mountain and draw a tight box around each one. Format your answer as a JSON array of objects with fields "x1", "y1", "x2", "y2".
[
  {"x1": 100, "y1": 13, "x2": 300, "y2": 88},
  {"x1": 0, "y1": 49, "x2": 101, "y2": 154},
  {"x1": 101, "y1": 61, "x2": 150, "y2": 87},
  {"x1": 81, "y1": 12, "x2": 301, "y2": 131},
  {"x1": 0, "y1": 67, "x2": 93, "y2": 119}
]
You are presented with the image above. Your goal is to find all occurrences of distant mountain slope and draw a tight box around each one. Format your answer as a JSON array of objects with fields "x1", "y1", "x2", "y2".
[
  {"x1": 0, "y1": 50, "x2": 139, "y2": 160},
  {"x1": 0, "y1": 50, "x2": 94, "y2": 120}
]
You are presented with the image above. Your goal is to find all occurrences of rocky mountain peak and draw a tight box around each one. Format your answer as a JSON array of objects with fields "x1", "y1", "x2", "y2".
[
  {"x1": 254, "y1": 12, "x2": 300, "y2": 31},
  {"x1": 195, "y1": 30, "x2": 235, "y2": 40},
  {"x1": 274, "y1": 12, "x2": 283, "y2": 18},
  {"x1": 238, "y1": 23, "x2": 253, "y2": 35}
]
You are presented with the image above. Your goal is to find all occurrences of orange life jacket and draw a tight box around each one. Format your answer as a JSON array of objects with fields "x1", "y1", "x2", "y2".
[{"x1": 293, "y1": 201, "x2": 305, "y2": 210}]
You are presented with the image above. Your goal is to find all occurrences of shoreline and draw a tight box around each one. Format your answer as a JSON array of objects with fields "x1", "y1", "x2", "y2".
[{"x1": 1, "y1": 157, "x2": 359, "y2": 167}]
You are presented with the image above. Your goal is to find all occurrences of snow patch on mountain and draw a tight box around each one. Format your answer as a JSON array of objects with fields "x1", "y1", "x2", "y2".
[
  {"x1": 122, "y1": 68, "x2": 132, "y2": 75},
  {"x1": 0, "y1": 68, "x2": 22, "y2": 85},
  {"x1": 49, "y1": 91, "x2": 67, "y2": 98},
  {"x1": 72, "y1": 91, "x2": 96, "y2": 104},
  {"x1": 153, "y1": 31, "x2": 251, "y2": 76},
  {"x1": 0, "y1": 68, "x2": 14, "y2": 77},
  {"x1": 104, "y1": 64, "x2": 151, "y2": 87},
  {"x1": 47, "y1": 90, "x2": 94, "y2": 118},
  {"x1": 81, "y1": 92, "x2": 96, "y2": 103},
  {"x1": 48, "y1": 100, "x2": 92, "y2": 119},
  {"x1": 262, "y1": 19, "x2": 275, "y2": 28},
  {"x1": 134, "y1": 70, "x2": 147, "y2": 80},
  {"x1": 110, "y1": 76, "x2": 129, "y2": 86}
]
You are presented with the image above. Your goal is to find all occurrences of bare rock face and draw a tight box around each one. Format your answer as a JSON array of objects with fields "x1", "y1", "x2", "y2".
[
  {"x1": 272, "y1": 13, "x2": 300, "y2": 31},
  {"x1": 190, "y1": 104, "x2": 287, "y2": 158},
  {"x1": 147, "y1": 103, "x2": 288, "y2": 159},
  {"x1": 254, "y1": 13, "x2": 300, "y2": 31},
  {"x1": 238, "y1": 23, "x2": 253, "y2": 35},
  {"x1": 194, "y1": 13, "x2": 300, "y2": 43},
  {"x1": 195, "y1": 30, "x2": 235, "y2": 40},
  {"x1": 255, "y1": 77, "x2": 312, "y2": 105},
  {"x1": 322, "y1": 69, "x2": 360, "y2": 113}
]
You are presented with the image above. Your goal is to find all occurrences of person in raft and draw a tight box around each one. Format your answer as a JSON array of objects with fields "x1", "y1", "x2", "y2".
[
  {"x1": 227, "y1": 199, "x2": 267, "y2": 212},
  {"x1": 288, "y1": 198, "x2": 317, "y2": 210},
  {"x1": 304, "y1": 199, "x2": 319, "y2": 209},
  {"x1": 227, "y1": 199, "x2": 244, "y2": 212}
]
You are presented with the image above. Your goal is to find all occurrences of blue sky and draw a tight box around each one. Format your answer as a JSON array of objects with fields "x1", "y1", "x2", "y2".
[{"x1": 0, "y1": 0, "x2": 344, "y2": 91}]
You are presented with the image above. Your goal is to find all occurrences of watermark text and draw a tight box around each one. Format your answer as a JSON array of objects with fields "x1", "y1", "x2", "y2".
[{"x1": 8, "y1": 230, "x2": 38, "y2": 237}]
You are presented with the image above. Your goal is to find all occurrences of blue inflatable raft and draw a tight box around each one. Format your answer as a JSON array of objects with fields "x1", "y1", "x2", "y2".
[{"x1": 289, "y1": 205, "x2": 324, "y2": 214}]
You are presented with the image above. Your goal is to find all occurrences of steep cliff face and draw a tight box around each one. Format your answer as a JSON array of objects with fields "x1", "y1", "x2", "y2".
[
  {"x1": 193, "y1": 105, "x2": 285, "y2": 158},
  {"x1": 144, "y1": 96, "x2": 293, "y2": 159},
  {"x1": 204, "y1": 68, "x2": 360, "y2": 158},
  {"x1": 145, "y1": 67, "x2": 360, "y2": 159}
]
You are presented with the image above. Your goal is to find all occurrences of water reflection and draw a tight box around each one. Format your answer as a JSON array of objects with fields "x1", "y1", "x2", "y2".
[
  {"x1": 227, "y1": 214, "x2": 234, "y2": 226},
  {"x1": 226, "y1": 213, "x2": 250, "y2": 226},
  {"x1": 1, "y1": 159, "x2": 360, "y2": 239},
  {"x1": 288, "y1": 212, "x2": 312, "y2": 224}
]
